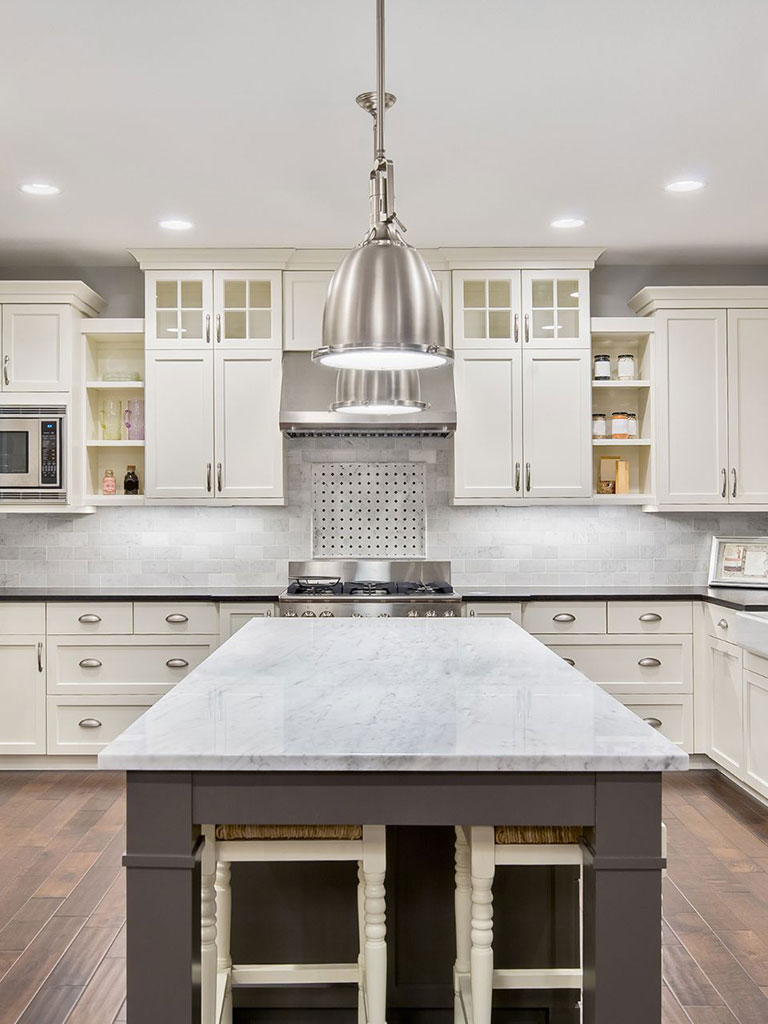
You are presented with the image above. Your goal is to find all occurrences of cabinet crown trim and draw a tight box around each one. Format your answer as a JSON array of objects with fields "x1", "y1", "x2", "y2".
[
  {"x1": 0, "y1": 281, "x2": 105, "y2": 316},
  {"x1": 629, "y1": 286, "x2": 768, "y2": 316}
]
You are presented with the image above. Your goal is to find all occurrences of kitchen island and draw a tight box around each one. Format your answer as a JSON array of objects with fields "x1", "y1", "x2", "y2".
[{"x1": 100, "y1": 617, "x2": 687, "y2": 1024}]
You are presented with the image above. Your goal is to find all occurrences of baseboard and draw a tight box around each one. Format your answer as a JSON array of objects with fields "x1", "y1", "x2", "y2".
[{"x1": 0, "y1": 754, "x2": 100, "y2": 770}]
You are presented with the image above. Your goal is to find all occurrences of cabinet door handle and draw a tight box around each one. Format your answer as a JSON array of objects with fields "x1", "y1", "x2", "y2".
[
  {"x1": 732, "y1": 468, "x2": 737, "y2": 498},
  {"x1": 553, "y1": 613, "x2": 576, "y2": 622},
  {"x1": 515, "y1": 462, "x2": 521, "y2": 492},
  {"x1": 639, "y1": 613, "x2": 662, "y2": 622},
  {"x1": 165, "y1": 613, "x2": 189, "y2": 623},
  {"x1": 525, "y1": 462, "x2": 531, "y2": 492},
  {"x1": 217, "y1": 463, "x2": 222, "y2": 492},
  {"x1": 206, "y1": 463, "x2": 212, "y2": 492},
  {"x1": 37, "y1": 642, "x2": 43, "y2": 673},
  {"x1": 721, "y1": 468, "x2": 727, "y2": 498},
  {"x1": 524, "y1": 313, "x2": 530, "y2": 343},
  {"x1": 513, "y1": 313, "x2": 519, "y2": 344},
  {"x1": 643, "y1": 717, "x2": 662, "y2": 729},
  {"x1": 166, "y1": 658, "x2": 189, "y2": 668},
  {"x1": 638, "y1": 657, "x2": 661, "y2": 668},
  {"x1": 717, "y1": 618, "x2": 729, "y2": 629},
  {"x1": 562, "y1": 657, "x2": 576, "y2": 666},
  {"x1": 78, "y1": 613, "x2": 102, "y2": 624},
  {"x1": 3, "y1": 354, "x2": 9, "y2": 386},
  {"x1": 216, "y1": 313, "x2": 222, "y2": 343},
  {"x1": 78, "y1": 718, "x2": 102, "y2": 729},
  {"x1": 79, "y1": 658, "x2": 102, "y2": 669},
  {"x1": 205, "y1": 313, "x2": 211, "y2": 344}
]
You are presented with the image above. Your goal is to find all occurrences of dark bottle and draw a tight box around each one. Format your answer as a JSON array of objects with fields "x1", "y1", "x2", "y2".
[{"x1": 124, "y1": 465, "x2": 140, "y2": 495}]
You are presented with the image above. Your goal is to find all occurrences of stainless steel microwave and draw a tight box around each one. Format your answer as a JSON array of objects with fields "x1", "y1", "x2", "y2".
[{"x1": 0, "y1": 406, "x2": 65, "y2": 497}]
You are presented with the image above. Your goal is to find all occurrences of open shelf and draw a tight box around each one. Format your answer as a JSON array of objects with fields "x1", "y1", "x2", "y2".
[
  {"x1": 592, "y1": 380, "x2": 650, "y2": 389},
  {"x1": 592, "y1": 438, "x2": 651, "y2": 447},
  {"x1": 86, "y1": 380, "x2": 144, "y2": 390},
  {"x1": 84, "y1": 494, "x2": 146, "y2": 506},
  {"x1": 86, "y1": 440, "x2": 145, "y2": 448}
]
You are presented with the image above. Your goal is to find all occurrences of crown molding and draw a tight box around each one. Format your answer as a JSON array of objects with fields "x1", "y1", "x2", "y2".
[
  {"x1": 0, "y1": 281, "x2": 106, "y2": 316},
  {"x1": 629, "y1": 285, "x2": 768, "y2": 315}
]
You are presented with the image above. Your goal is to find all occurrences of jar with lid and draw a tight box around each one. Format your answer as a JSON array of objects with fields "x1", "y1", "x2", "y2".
[
  {"x1": 626, "y1": 412, "x2": 638, "y2": 438},
  {"x1": 593, "y1": 353, "x2": 611, "y2": 381},
  {"x1": 592, "y1": 413, "x2": 607, "y2": 438},
  {"x1": 617, "y1": 353, "x2": 636, "y2": 380},
  {"x1": 611, "y1": 412, "x2": 629, "y2": 439},
  {"x1": 102, "y1": 469, "x2": 116, "y2": 496},
  {"x1": 124, "y1": 465, "x2": 140, "y2": 495}
]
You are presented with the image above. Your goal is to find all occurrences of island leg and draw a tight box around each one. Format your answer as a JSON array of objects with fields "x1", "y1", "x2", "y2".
[
  {"x1": 582, "y1": 773, "x2": 664, "y2": 1024},
  {"x1": 124, "y1": 772, "x2": 202, "y2": 1024}
]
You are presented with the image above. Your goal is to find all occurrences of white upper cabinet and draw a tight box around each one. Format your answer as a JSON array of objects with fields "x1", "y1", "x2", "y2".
[
  {"x1": 1, "y1": 304, "x2": 71, "y2": 391},
  {"x1": 145, "y1": 272, "x2": 213, "y2": 349},
  {"x1": 522, "y1": 350, "x2": 591, "y2": 498},
  {"x1": 214, "y1": 350, "x2": 284, "y2": 500},
  {"x1": 521, "y1": 271, "x2": 590, "y2": 348},
  {"x1": 452, "y1": 272, "x2": 522, "y2": 349},
  {"x1": 283, "y1": 271, "x2": 333, "y2": 351},
  {"x1": 213, "y1": 271, "x2": 282, "y2": 348},
  {"x1": 727, "y1": 310, "x2": 768, "y2": 504},
  {"x1": 656, "y1": 310, "x2": 729, "y2": 504},
  {"x1": 453, "y1": 350, "x2": 523, "y2": 500}
]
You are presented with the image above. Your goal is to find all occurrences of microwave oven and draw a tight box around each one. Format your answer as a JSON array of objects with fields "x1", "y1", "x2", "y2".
[{"x1": 0, "y1": 406, "x2": 66, "y2": 498}]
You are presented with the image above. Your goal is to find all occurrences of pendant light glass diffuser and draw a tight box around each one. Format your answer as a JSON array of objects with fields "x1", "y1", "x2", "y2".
[{"x1": 313, "y1": 0, "x2": 450, "y2": 372}]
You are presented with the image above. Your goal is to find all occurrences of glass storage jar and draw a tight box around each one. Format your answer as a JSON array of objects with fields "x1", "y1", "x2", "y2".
[
  {"x1": 626, "y1": 412, "x2": 638, "y2": 438},
  {"x1": 611, "y1": 412, "x2": 629, "y2": 438},
  {"x1": 593, "y1": 353, "x2": 611, "y2": 380},
  {"x1": 592, "y1": 413, "x2": 607, "y2": 438},
  {"x1": 617, "y1": 353, "x2": 636, "y2": 380}
]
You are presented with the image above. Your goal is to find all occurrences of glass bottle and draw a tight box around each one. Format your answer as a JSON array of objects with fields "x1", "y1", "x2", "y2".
[
  {"x1": 102, "y1": 469, "x2": 116, "y2": 495},
  {"x1": 124, "y1": 465, "x2": 140, "y2": 495}
]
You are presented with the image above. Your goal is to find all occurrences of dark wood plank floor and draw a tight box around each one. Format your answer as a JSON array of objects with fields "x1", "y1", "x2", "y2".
[{"x1": 0, "y1": 769, "x2": 767, "y2": 1023}]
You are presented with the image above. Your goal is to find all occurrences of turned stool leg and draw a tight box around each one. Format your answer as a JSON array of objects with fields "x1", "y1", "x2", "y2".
[
  {"x1": 454, "y1": 827, "x2": 471, "y2": 1022},
  {"x1": 201, "y1": 827, "x2": 217, "y2": 1024},
  {"x1": 357, "y1": 860, "x2": 367, "y2": 1024},
  {"x1": 215, "y1": 860, "x2": 233, "y2": 1024},
  {"x1": 470, "y1": 827, "x2": 495, "y2": 1024},
  {"x1": 362, "y1": 825, "x2": 387, "y2": 1024}
]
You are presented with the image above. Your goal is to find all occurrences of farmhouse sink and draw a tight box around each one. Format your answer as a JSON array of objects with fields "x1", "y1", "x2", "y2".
[{"x1": 733, "y1": 611, "x2": 768, "y2": 658}]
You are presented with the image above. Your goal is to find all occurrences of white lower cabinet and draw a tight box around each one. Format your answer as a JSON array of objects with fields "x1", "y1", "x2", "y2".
[
  {"x1": 0, "y1": 635, "x2": 46, "y2": 753},
  {"x1": 220, "y1": 602, "x2": 276, "y2": 638},
  {"x1": 541, "y1": 635, "x2": 693, "y2": 695},
  {"x1": 705, "y1": 636, "x2": 744, "y2": 775},
  {"x1": 743, "y1": 655, "x2": 768, "y2": 800},
  {"x1": 463, "y1": 601, "x2": 522, "y2": 624},
  {"x1": 47, "y1": 696, "x2": 159, "y2": 755},
  {"x1": 620, "y1": 695, "x2": 693, "y2": 750}
]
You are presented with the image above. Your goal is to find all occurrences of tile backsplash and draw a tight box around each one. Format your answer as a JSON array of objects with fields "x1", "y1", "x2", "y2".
[{"x1": 2, "y1": 438, "x2": 768, "y2": 589}]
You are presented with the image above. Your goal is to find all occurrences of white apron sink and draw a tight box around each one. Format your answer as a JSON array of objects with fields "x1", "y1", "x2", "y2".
[{"x1": 733, "y1": 611, "x2": 768, "y2": 657}]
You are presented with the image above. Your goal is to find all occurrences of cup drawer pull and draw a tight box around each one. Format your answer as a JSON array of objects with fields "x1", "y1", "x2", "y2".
[
  {"x1": 638, "y1": 657, "x2": 662, "y2": 668},
  {"x1": 552, "y1": 613, "x2": 576, "y2": 623},
  {"x1": 79, "y1": 658, "x2": 103, "y2": 669},
  {"x1": 166, "y1": 658, "x2": 189, "y2": 669},
  {"x1": 78, "y1": 718, "x2": 102, "y2": 729},
  {"x1": 78, "y1": 613, "x2": 102, "y2": 624},
  {"x1": 717, "y1": 618, "x2": 729, "y2": 629},
  {"x1": 562, "y1": 657, "x2": 576, "y2": 666},
  {"x1": 643, "y1": 717, "x2": 662, "y2": 729},
  {"x1": 165, "y1": 613, "x2": 189, "y2": 624},
  {"x1": 639, "y1": 613, "x2": 662, "y2": 622}
]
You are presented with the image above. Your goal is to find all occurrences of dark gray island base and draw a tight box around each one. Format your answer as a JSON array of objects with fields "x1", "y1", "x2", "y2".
[{"x1": 125, "y1": 770, "x2": 663, "y2": 1024}]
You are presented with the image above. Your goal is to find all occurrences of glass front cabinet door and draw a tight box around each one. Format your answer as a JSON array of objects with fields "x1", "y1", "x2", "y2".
[
  {"x1": 145, "y1": 272, "x2": 213, "y2": 349},
  {"x1": 521, "y1": 270, "x2": 590, "y2": 348},
  {"x1": 452, "y1": 272, "x2": 522, "y2": 349},
  {"x1": 212, "y1": 271, "x2": 282, "y2": 348}
]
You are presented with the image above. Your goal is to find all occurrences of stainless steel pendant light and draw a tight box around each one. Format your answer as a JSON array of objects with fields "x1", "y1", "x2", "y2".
[
  {"x1": 313, "y1": 0, "x2": 450, "y2": 372},
  {"x1": 331, "y1": 368, "x2": 428, "y2": 415}
]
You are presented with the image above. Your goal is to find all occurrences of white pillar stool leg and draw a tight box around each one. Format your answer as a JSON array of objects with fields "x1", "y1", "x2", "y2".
[
  {"x1": 362, "y1": 825, "x2": 387, "y2": 1024},
  {"x1": 469, "y1": 827, "x2": 495, "y2": 1024},
  {"x1": 215, "y1": 859, "x2": 233, "y2": 1024},
  {"x1": 454, "y1": 827, "x2": 471, "y2": 1023},
  {"x1": 357, "y1": 860, "x2": 367, "y2": 1024},
  {"x1": 201, "y1": 826, "x2": 217, "y2": 1024}
]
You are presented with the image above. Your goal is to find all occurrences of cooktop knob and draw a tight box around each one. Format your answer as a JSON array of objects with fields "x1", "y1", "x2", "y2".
[
  {"x1": 378, "y1": 612, "x2": 390, "y2": 618},
  {"x1": 301, "y1": 610, "x2": 317, "y2": 617},
  {"x1": 443, "y1": 610, "x2": 456, "y2": 617},
  {"x1": 425, "y1": 610, "x2": 437, "y2": 617},
  {"x1": 283, "y1": 611, "x2": 297, "y2": 617},
  {"x1": 352, "y1": 613, "x2": 364, "y2": 618},
  {"x1": 407, "y1": 610, "x2": 420, "y2": 617},
  {"x1": 319, "y1": 611, "x2": 334, "y2": 617}
]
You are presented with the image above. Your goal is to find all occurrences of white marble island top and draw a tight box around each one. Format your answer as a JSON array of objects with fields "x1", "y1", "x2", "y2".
[{"x1": 98, "y1": 618, "x2": 689, "y2": 772}]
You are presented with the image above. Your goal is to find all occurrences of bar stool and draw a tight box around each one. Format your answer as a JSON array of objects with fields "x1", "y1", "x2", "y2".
[
  {"x1": 201, "y1": 823, "x2": 387, "y2": 1024},
  {"x1": 453, "y1": 825, "x2": 584, "y2": 1024}
]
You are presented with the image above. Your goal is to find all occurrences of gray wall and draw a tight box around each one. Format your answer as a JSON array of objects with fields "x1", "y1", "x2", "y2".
[{"x1": 0, "y1": 265, "x2": 143, "y2": 318}]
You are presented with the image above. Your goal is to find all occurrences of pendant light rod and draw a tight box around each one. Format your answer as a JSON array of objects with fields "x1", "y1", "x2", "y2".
[{"x1": 375, "y1": 0, "x2": 386, "y2": 162}]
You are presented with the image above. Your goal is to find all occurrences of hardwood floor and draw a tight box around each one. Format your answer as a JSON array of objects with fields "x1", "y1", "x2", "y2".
[{"x1": 0, "y1": 769, "x2": 767, "y2": 1023}]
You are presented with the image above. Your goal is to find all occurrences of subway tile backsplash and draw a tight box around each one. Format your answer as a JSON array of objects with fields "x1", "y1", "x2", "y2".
[{"x1": 1, "y1": 438, "x2": 767, "y2": 589}]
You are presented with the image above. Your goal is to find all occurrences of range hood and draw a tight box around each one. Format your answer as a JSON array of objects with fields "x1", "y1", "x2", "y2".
[{"x1": 280, "y1": 352, "x2": 456, "y2": 437}]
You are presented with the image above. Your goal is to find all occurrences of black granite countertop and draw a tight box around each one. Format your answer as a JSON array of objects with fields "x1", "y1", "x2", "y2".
[
  {"x1": 457, "y1": 585, "x2": 768, "y2": 611},
  {"x1": 0, "y1": 587, "x2": 282, "y2": 602}
]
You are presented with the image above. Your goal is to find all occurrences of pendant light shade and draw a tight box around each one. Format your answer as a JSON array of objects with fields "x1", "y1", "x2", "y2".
[
  {"x1": 313, "y1": 0, "x2": 451, "y2": 373},
  {"x1": 331, "y1": 368, "x2": 428, "y2": 415}
]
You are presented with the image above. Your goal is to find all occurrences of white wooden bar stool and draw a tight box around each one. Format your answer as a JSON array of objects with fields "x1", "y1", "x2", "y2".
[
  {"x1": 201, "y1": 823, "x2": 387, "y2": 1024},
  {"x1": 453, "y1": 825, "x2": 584, "y2": 1024}
]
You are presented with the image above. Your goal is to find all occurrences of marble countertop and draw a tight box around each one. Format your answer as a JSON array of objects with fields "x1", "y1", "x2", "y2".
[{"x1": 98, "y1": 618, "x2": 688, "y2": 773}]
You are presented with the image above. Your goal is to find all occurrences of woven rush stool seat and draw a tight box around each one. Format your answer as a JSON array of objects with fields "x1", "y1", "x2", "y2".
[
  {"x1": 494, "y1": 825, "x2": 583, "y2": 845},
  {"x1": 215, "y1": 823, "x2": 363, "y2": 841}
]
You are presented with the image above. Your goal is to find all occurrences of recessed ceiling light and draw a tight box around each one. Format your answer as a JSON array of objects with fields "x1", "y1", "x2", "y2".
[
  {"x1": 159, "y1": 218, "x2": 193, "y2": 230},
  {"x1": 18, "y1": 182, "x2": 61, "y2": 196},
  {"x1": 665, "y1": 179, "x2": 705, "y2": 193},
  {"x1": 551, "y1": 217, "x2": 585, "y2": 229}
]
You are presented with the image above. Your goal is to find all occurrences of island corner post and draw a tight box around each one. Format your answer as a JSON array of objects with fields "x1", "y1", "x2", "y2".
[{"x1": 124, "y1": 768, "x2": 664, "y2": 1024}]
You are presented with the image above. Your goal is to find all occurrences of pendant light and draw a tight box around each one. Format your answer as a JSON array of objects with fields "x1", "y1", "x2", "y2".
[
  {"x1": 313, "y1": 0, "x2": 451, "y2": 372},
  {"x1": 331, "y1": 368, "x2": 428, "y2": 415}
]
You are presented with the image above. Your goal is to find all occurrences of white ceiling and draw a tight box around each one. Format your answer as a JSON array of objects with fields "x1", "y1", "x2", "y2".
[{"x1": 1, "y1": 0, "x2": 767, "y2": 267}]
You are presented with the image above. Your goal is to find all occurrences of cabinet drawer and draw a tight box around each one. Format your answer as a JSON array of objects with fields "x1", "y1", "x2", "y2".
[
  {"x1": 220, "y1": 602, "x2": 276, "y2": 638},
  {"x1": 463, "y1": 601, "x2": 522, "y2": 624},
  {"x1": 0, "y1": 602, "x2": 45, "y2": 634},
  {"x1": 523, "y1": 601, "x2": 606, "y2": 635},
  {"x1": 47, "y1": 602, "x2": 133, "y2": 635},
  {"x1": 704, "y1": 603, "x2": 738, "y2": 640},
  {"x1": 608, "y1": 601, "x2": 692, "y2": 635},
  {"x1": 133, "y1": 601, "x2": 219, "y2": 635},
  {"x1": 619, "y1": 694, "x2": 693, "y2": 751},
  {"x1": 47, "y1": 696, "x2": 158, "y2": 754},
  {"x1": 48, "y1": 636, "x2": 217, "y2": 694},
  {"x1": 541, "y1": 636, "x2": 693, "y2": 693}
]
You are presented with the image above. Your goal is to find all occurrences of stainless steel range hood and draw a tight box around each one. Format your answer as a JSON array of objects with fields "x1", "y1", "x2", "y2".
[{"x1": 280, "y1": 352, "x2": 456, "y2": 437}]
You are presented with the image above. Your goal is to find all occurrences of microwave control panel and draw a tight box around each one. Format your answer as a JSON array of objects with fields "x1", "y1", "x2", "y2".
[{"x1": 40, "y1": 420, "x2": 60, "y2": 486}]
